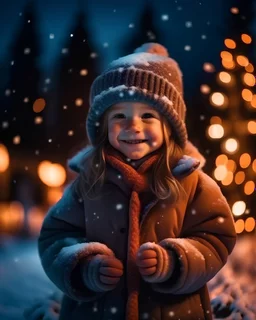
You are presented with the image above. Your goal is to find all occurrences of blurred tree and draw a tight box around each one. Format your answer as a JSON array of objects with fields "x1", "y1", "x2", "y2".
[
  {"x1": 120, "y1": 1, "x2": 160, "y2": 56},
  {"x1": 197, "y1": 1, "x2": 256, "y2": 233},
  {"x1": 0, "y1": 1, "x2": 46, "y2": 154},
  {"x1": 48, "y1": 11, "x2": 99, "y2": 161}
]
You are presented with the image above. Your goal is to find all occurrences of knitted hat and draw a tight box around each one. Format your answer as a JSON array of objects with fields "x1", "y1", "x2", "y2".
[{"x1": 86, "y1": 42, "x2": 188, "y2": 148}]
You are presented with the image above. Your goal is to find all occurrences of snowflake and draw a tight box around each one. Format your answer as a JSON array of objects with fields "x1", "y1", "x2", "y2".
[
  {"x1": 201, "y1": 34, "x2": 207, "y2": 40},
  {"x1": 63, "y1": 105, "x2": 68, "y2": 110},
  {"x1": 191, "y1": 209, "x2": 196, "y2": 215},
  {"x1": 161, "y1": 14, "x2": 169, "y2": 21},
  {"x1": 49, "y1": 33, "x2": 54, "y2": 39},
  {"x1": 62, "y1": 48, "x2": 68, "y2": 54},
  {"x1": 90, "y1": 52, "x2": 98, "y2": 58},
  {"x1": 128, "y1": 89, "x2": 135, "y2": 96},
  {"x1": 23, "y1": 97, "x2": 29, "y2": 103},
  {"x1": 103, "y1": 42, "x2": 109, "y2": 48},
  {"x1": 14, "y1": 258, "x2": 19, "y2": 263},
  {"x1": 5, "y1": 89, "x2": 11, "y2": 96},
  {"x1": 185, "y1": 21, "x2": 192, "y2": 28},
  {"x1": 10, "y1": 61, "x2": 14, "y2": 65},
  {"x1": 24, "y1": 48, "x2": 31, "y2": 54},
  {"x1": 184, "y1": 45, "x2": 191, "y2": 51},
  {"x1": 129, "y1": 23, "x2": 134, "y2": 28},
  {"x1": 200, "y1": 115, "x2": 205, "y2": 120},
  {"x1": 119, "y1": 92, "x2": 124, "y2": 98},
  {"x1": 93, "y1": 212, "x2": 96, "y2": 215},
  {"x1": 2, "y1": 121, "x2": 9, "y2": 129},
  {"x1": 48, "y1": 139, "x2": 52, "y2": 143},
  {"x1": 169, "y1": 311, "x2": 175, "y2": 317},
  {"x1": 92, "y1": 306, "x2": 98, "y2": 312},
  {"x1": 117, "y1": 174, "x2": 122, "y2": 179},
  {"x1": 95, "y1": 122, "x2": 100, "y2": 127},
  {"x1": 218, "y1": 217, "x2": 225, "y2": 223},
  {"x1": 45, "y1": 78, "x2": 51, "y2": 84},
  {"x1": 141, "y1": 312, "x2": 149, "y2": 319},
  {"x1": 35, "y1": 150, "x2": 39, "y2": 155},
  {"x1": 116, "y1": 204, "x2": 123, "y2": 210},
  {"x1": 110, "y1": 307, "x2": 117, "y2": 314},
  {"x1": 70, "y1": 33, "x2": 73, "y2": 37}
]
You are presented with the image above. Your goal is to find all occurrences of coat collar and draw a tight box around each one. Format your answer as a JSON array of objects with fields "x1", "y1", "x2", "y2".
[{"x1": 67, "y1": 140, "x2": 205, "y2": 177}]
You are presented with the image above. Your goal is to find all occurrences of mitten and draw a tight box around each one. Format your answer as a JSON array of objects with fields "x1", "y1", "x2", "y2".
[
  {"x1": 136, "y1": 242, "x2": 176, "y2": 283},
  {"x1": 81, "y1": 254, "x2": 123, "y2": 292}
]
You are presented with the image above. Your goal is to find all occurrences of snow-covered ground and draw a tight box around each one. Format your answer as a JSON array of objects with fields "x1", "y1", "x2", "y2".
[{"x1": 0, "y1": 235, "x2": 256, "y2": 320}]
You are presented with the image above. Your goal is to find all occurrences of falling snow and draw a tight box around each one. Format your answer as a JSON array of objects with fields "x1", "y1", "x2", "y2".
[
  {"x1": 116, "y1": 203, "x2": 123, "y2": 210},
  {"x1": 161, "y1": 14, "x2": 169, "y2": 21}
]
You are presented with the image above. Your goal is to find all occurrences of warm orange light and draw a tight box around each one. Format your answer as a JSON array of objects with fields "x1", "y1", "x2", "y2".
[
  {"x1": 231, "y1": 7, "x2": 239, "y2": 14},
  {"x1": 33, "y1": 98, "x2": 46, "y2": 113},
  {"x1": 221, "y1": 171, "x2": 233, "y2": 186},
  {"x1": 239, "y1": 153, "x2": 251, "y2": 168},
  {"x1": 232, "y1": 201, "x2": 246, "y2": 216},
  {"x1": 80, "y1": 69, "x2": 88, "y2": 76},
  {"x1": 13, "y1": 136, "x2": 21, "y2": 145},
  {"x1": 243, "y1": 73, "x2": 255, "y2": 87},
  {"x1": 248, "y1": 121, "x2": 256, "y2": 134},
  {"x1": 214, "y1": 165, "x2": 228, "y2": 181},
  {"x1": 35, "y1": 117, "x2": 43, "y2": 124},
  {"x1": 222, "y1": 59, "x2": 235, "y2": 69},
  {"x1": 244, "y1": 181, "x2": 255, "y2": 195},
  {"x1": 75, "y1": 98, "x2": 83, "y2": 107},
  {"x1": 0, "y1": 144, "x2": 10, "y2": 173},
  {"x1": 245, "y1": 217, "x2": 255, "y2": 232},
  {"x1": 38, "y1": 161, "x2": 66, "y2": 187},
  {"x1": 235, "y1": 171, "x2": 245, "y2": 184},
  {"x1": 220, "y1": 51, "x2": 233, "y2": 61},
  {"x1": 200, "y1": 84, "x2": 210, "y2": 94},
  {"x1": 245, "y1": 63, "x2": 254, "y2": 73},
  {"x1": 237, "y1": 55, "x2": 249, "y2": 67},
  {"x1": 224, "y1": 138, "x2": 239, "y2": 154},
  {"x1": 226, "y1": 159, "x2": 236, "y2": 172},
  {"x1": 215, "y1": 154, "x2": 228, "y2": 166},
  {"x1": 242, "y1": 89, "x2": 253, "y2": 102},
  {"x1": 47, "y1": 188, "x2": 63, "y2": 205},
  {"x1": 219, "y1": 72, "x2": 232, "y2": 83},
  {"x1": 251, "y1": 95, "x2": 256, "y2": 108},
  {"x1": 224, "y1": 39, "x2": 236, "y2": 49},
  {"x1": 203, "y1": 63, "x2": 215, "y2": 73},
  {"x1": 210, "y1": 116, "x2": 222, "y2": 125},
  {"x1": 210, "y1": 92, "x2": 225, "y2": 107},
  {"x1": 241, "y1": 34, "x2": 252, "y2": 44},
  {"x1": 235, "y1": 219, "x2": 244, "y2": 234},
  {"x1": 207, "y1": 124, "x2": 224, "y2": 139},
  {"x1": 0, "y1": 202, "x2": 24, "y2": 232},
  {"x1": 27, "y1": 207, "x2": 45, "y2": 236},
  {"x1": 252, "y1": 159, "x2": 256, "y2": 173}
]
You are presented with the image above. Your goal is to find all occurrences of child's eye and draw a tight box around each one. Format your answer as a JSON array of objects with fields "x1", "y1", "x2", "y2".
[
  {"x1": 142, "y1": 113, "x2": 155, "y2": 118},
  {"x1": 113, "y1": 113, "x2": 125, "y2": 119}
]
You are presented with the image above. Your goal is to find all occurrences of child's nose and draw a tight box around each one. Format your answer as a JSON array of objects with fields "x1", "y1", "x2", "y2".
[{"x1": 124, "y1": 117, "x2": 142, "y2": 132}]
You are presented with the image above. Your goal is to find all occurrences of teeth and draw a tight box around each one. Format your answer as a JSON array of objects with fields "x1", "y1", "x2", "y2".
[{"x1": 124, "y1": 140, "x2": 145, "y2": 144}]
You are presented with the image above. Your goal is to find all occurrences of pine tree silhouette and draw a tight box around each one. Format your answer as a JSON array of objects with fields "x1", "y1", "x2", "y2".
[
  {"x1": 120, "y1": 1, "x2": 160, "y2": 56},
  {"x1": 0, "y1": 1, "x2": 46, "y2": 153},
  {"x1": 200, "y1": 1, "x2": 256, "y2": 233},
  {"x1": 49, "y1": 11, "x2": 99, "y2": 160}
]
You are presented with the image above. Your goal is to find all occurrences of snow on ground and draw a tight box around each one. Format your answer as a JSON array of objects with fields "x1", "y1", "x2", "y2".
[{"x1": 0, "y1": 236, "x2": 61, "y2": 320}]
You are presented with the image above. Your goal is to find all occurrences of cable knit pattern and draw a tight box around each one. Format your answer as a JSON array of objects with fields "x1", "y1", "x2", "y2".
[{"x1": 104, "y1": 145, "x2": 160, "y2": 320}]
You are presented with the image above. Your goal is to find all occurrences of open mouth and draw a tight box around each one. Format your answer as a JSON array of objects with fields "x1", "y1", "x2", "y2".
[{"x1": 121, "y1": 140, "x2": 148, "y2": 144}]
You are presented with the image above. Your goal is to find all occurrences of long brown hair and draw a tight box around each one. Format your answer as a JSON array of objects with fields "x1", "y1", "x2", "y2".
[{"x1": 74, "y1": 109, "x2": 187, "y2": 204}]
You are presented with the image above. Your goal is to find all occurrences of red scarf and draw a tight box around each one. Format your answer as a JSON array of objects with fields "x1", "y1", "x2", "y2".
[{"x1": 104, "y1": 145, "x2": 160, "y2": 320}]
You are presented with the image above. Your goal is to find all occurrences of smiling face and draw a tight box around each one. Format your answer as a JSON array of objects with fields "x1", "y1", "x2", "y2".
[{"x1": 107, "y1": 102, "x2": 165, "y2": 160}]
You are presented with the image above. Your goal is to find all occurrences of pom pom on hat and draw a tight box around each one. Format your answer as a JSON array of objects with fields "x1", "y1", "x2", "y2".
[{"x1": 134, "y1": 42, "x2": 169, "y2": 57}]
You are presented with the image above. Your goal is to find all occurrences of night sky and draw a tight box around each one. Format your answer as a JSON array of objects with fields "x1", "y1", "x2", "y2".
[{"x1": 1, "y1": 0, "x2": 255, "y2": 95}]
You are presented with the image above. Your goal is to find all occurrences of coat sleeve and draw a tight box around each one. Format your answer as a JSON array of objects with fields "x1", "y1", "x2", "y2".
[
  {"x1": 38, "y1": 180, "x2": 115, "y2": 302},
  {"x1": 151, "y1": 170, "x2": 237, "y2": 294}
]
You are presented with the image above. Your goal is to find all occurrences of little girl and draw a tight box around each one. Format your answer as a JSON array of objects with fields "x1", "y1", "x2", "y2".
[{"x1": 36, "y1": 43, "x2": 236, "y2": 320}]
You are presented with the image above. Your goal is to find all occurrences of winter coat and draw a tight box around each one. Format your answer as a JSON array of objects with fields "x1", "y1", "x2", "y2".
[{"x1": 38, "y1": 143, "x2": 236, "y2": 320}]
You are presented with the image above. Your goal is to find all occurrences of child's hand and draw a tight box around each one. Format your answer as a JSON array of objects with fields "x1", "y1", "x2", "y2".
[
  {"x1": 136, "y1": 242, "x2": 176, "y2": 283},
  {"x1": 82, "y1": 254, "x2": 124, "y2": 292},
  {"x1": 135, "y1": 247, "x2": 157, "y2": 276}
]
